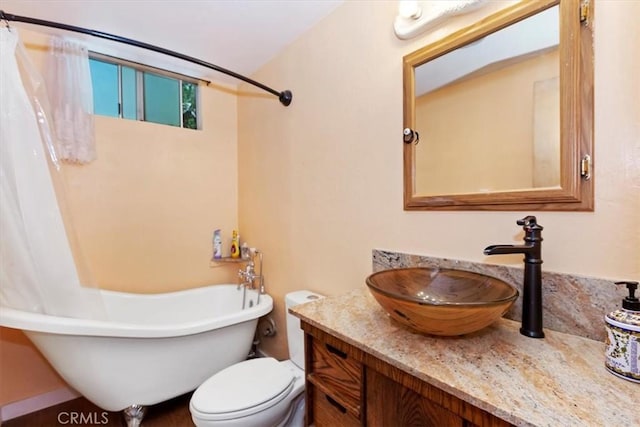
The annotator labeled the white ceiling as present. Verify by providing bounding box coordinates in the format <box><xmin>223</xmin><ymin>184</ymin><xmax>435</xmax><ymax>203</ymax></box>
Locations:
<box><xmin>0</xmin><ymin>0</ymin><xmax>343</xmax><ymax>86</ymax></box>
<box><xmin>415</xmin><ymin>5</ymin><xmax>559</xmax><ymax>96</ymax></box>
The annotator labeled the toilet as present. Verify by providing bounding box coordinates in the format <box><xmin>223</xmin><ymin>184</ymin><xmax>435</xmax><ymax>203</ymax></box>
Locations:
<box><xmin>190</xmin><ymin>290</ymin><xmax>322</xmax><ymax>427</ymax></box>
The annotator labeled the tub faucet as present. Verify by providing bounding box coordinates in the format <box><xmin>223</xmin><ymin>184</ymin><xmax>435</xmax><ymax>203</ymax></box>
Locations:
<box><xmin>237</xmin><ymin>249</ymin><xmax>265</xmax><ymax>294</ymax></box>
<box><xmin>238</xmin><ymin>263</ymin><xmax>257</xmax><ymax>290</ymax></box>
<box><xmin>483</xmin><ymin>216</ymin><xmax>544</xmax><ymax>338</ymax></box>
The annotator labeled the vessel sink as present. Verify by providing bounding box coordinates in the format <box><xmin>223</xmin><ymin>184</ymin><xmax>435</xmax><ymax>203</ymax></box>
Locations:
<box><xmin>366</xmin><ymin>267</ymin><xmax>518</xmax><ymax>336</ymax></box>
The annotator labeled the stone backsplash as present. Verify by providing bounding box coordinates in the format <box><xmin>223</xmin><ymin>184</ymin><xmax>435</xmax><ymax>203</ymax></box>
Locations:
<box><xmin>372</xmin><ymin>249</ymin><xmax>623</xmax><ymax>342</ymax></box>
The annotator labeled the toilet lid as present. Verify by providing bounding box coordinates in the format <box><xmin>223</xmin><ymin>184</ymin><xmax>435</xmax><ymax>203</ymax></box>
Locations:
<box><xmin>191</xmin><ymin>357</ymin><xmax>295</xmax><ymax>419</ymax></box>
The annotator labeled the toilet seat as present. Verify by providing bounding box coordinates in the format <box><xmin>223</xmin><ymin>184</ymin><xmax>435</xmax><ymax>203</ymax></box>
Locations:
<box><xmin>190</xmin><ymin>358</ymin><xmax>295</xmax><ymax>422</ymax></box>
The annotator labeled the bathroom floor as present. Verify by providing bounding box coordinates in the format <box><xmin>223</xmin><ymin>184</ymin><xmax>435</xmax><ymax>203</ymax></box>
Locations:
<box><xmin>3</xmin><ymin>393</ymin><xmax>194</xmax><ymax>426</ymax></box>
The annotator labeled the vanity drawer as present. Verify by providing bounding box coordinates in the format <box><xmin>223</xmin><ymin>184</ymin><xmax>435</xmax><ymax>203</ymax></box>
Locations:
<box><xmin>312</xmin><ymin>388</ymin><xmax>361</xmax><ymax>427</ymax></box>
<box><xmin>309</xmin><ymin>338</ymin><xmax>362</xmax><ymax>413</ymax></box>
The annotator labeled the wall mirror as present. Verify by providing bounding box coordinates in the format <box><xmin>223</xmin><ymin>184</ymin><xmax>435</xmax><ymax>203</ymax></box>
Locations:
<box><xmin>403</xmin><ymin>0</ymin><xmax>593</xmax><ymax>211</ymax></box>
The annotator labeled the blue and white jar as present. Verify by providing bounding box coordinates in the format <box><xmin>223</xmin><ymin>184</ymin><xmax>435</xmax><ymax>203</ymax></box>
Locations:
<box><xmin>605</xmin><ymin>281</ymin><xmax>640</xmax><ymax>383</ymax></box>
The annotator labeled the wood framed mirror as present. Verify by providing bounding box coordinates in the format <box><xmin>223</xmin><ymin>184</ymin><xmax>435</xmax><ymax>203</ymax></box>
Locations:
<box><xmin>403</xmin><ymin>0</ymin><xmax>593</xmax><ymax>211</ymax></box>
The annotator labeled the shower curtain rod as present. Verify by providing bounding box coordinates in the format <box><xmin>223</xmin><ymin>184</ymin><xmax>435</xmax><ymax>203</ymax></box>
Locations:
<box><xmin>0</xmin><ymin>10</ymin><xmax>293</xmax><ymax>106</ymax></box>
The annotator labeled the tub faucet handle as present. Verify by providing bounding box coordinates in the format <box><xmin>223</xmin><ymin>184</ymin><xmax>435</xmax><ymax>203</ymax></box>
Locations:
<box><xmin>238</xmin><ymin>263</ymin><xmax>256</xmax><ymax>286</ymax></box>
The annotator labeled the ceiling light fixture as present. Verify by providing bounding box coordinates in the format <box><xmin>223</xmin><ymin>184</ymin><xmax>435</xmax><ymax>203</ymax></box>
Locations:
<box><xmin>394</xmin><ymin>0</ymin><xmax>488</xmax><ymax>40</ymax></box>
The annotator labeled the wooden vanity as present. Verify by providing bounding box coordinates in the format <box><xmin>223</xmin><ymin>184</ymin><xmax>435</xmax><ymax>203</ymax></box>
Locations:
<box><xmin>291</xmin><ymin>289</ymin><xmax>639</xmax><ymax>427</ymax></box>
<box><xmin>303</xmin><ymin>321</ymin><xmax>511</xmax><ymax>426</ymax></box>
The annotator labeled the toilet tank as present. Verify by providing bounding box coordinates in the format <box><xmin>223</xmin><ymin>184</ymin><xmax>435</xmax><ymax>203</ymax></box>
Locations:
<box><xmin>285</xmin><ymin>291</ymin><xmax>323</xmax><ymax>370</ymax></box>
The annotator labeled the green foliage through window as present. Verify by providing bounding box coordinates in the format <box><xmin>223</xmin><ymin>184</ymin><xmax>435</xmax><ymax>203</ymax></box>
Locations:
<box><xmin>89</xmin><ymin>57</ymin><xmax>199</xmax><ymax>130</ymax></box>
<box><xmin>182</xmin><ymin>82</ymin><xmax>197</xmax><ymax>130</ymax></box>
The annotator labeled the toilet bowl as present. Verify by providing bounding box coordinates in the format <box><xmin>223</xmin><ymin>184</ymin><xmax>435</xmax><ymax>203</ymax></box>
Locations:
<box><xmin>190</xmin><ymin>358</ymin><xmax>305</xmax><ymax>427</ymax></box>
<box><xmin>190</xmin><ymin>290</ymin><xmax>322</xmax><ymax>427</ymax></box>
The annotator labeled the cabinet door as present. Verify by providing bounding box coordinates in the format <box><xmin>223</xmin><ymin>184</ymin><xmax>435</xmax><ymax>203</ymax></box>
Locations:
<box><xmin>366</xmin><ymin>369</ymin><xmax>464</xmax><ymax>427</ymax></box>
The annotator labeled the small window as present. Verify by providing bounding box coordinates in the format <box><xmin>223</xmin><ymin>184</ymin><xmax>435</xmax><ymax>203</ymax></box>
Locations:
<box><xmin>89</xmin><ymin>56</ymin><xmax>199</xmax><ymax>129</ymax></box>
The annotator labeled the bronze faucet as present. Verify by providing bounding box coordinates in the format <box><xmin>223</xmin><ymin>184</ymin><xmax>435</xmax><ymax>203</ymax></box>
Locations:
<box><xmin>484</xmin><ymin>216</ymin><xmax>544</xmax><ymax>338</ymax></box>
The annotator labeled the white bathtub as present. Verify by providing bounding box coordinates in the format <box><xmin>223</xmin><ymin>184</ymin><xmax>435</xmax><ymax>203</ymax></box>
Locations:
<box><xmin>0</xmin><ymin>284</ymin><xmax>272</xmax><ymax>412</ymax></box>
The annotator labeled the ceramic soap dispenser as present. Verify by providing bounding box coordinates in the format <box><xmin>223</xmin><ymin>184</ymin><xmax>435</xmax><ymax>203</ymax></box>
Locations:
<box><xmin>605</xmin><ymin>281</ymin><xmax>640</xmax><ymax>383</ymax></box>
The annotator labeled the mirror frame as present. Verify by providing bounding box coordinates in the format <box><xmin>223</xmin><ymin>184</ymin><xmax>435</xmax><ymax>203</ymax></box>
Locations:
<box><xmin>403</xmin><ymin>0</ymin><xmax>593</xmax><ymax>211</ymax></box>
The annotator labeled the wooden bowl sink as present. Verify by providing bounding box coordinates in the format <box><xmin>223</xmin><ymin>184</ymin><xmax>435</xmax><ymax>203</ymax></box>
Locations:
<box><xmin>365</xmin><ymin>267</ymin><xmax>518</xmax><ymax>336</ymax></box>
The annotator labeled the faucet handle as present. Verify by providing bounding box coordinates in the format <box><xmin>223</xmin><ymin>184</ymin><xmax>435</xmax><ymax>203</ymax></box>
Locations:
<box><xmin>517</xmin><ymin>216</ymin><xmax>543</xmax><ymax>231</ymax></box>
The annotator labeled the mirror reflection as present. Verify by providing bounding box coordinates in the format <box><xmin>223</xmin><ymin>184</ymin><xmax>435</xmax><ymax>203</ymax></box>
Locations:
<box><xmin>414</xmin><ymin>6</ymin><xmax>560</xmax><ymax>196</ymax></box>
<box><xmin>403</xmin><ymin>0</ymin><xmax>594</xmax><ymax>211</ymax></box>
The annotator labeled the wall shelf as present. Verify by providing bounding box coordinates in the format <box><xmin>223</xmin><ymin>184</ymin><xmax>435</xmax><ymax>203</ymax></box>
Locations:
<box><xmin>209</xmin><ymin>257</ymin><xmax>250</xmax><ymax>268</ymax></box>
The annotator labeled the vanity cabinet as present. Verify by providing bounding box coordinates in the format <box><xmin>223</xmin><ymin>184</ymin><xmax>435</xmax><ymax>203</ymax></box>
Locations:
<box><xmin>302</xmin><ymin>322</ymin><xmax>513</xmax><ymax>427</ymax></box>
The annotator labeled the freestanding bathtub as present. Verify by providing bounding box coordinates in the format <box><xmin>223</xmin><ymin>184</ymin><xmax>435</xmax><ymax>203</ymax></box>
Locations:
<box><xmin>0</xmin><ymin>284</ymin><xmax>272</xmax><ymax>425</ymax></box>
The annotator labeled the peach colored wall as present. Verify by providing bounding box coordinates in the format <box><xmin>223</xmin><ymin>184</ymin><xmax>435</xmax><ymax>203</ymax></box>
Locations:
<box><xmin>1</xmin><ymin>28</ymin><xmax>239</xmax><ymax>406</ymax></box>
<box><xmin>62</xmin><ymin>109</ymin><xmax>239</xmax><ymax>293</ymax></box>
<box><xmin>239</xmin><ymin>1</ymin><xmax>640</xmax><ymax>360</ymax></box>
<box><xmin>0</xmin><ymin>328</ymin><xmax>67</xmax><ymax>406</ymax></box>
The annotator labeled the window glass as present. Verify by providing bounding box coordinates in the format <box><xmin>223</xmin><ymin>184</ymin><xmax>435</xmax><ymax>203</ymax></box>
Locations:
<box><xmin>89</xmin><ymin>56</ymin><xmax>199</xmax><ymax>129</ymax></box>
<box><xmin>144</xmin><ymin>72</ymin><xmax>180</xmax><ymax>127</ymax></box>
<box><xmin>121</xmin><ymin>66</ymin><xmax>137</xmax><ymax>120</ymax></box>
<box><xmin>89</xmin><ymin>59</ymin><xmax>119</xmax><ymax>117</ymax></box>
<box><xmin>182</xmin><ymin>82</ymin><xmax>197</xmax><ymax>130</ymax></box>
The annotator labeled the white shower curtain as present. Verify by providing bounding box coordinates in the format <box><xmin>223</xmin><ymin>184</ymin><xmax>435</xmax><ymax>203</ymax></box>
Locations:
<box><xmin>46</xmin><ymin>36</ymin><xmax>96</xmax><ymax>164</ymax></box>
<box><xmin>0</xmin><ymin>28</ymin><xmax>104</xmax><ymax>318</ymax></box>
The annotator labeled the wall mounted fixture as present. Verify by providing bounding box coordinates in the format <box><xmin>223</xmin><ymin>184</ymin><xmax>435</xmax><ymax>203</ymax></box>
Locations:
<box><xmin>394</xmin><ymin>0</ymin><xmax>488</xmax><ymax>40</ymax></box>
<box><xmin>402</xmin><ymin>0</ymin><xmax>594</xmax><ymax>211</ymax></box>
<box><xmin>0</xmin><ymin>10</ymin><xmax>293</xmax><ymax>106</ymax></box>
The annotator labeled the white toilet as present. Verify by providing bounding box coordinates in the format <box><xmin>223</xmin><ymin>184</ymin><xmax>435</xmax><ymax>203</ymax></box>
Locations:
<box><xmin>190</xmin><ymin>290</ymin><xmax>322</xmax><ymax>427</ymax></box>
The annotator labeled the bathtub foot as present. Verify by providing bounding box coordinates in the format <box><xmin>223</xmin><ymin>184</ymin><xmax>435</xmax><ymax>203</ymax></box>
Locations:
<box><xmin>123</xmin><ymin>404</ymin><xmax>147</xmax><ymax>427</ymax></box>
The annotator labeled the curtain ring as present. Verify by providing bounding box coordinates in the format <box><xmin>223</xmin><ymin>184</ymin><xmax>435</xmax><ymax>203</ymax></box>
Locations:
<box><xmin>1</xmin><ymin>11</ymin><xmax>12</xmax><ymax>30</ymax></box>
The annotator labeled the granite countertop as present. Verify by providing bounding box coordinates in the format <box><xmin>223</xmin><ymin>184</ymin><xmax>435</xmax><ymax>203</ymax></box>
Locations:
<box><xmin>291</xmin><ymin>288</ymin><xmax>639</xmax><ymax>427</ymax></box>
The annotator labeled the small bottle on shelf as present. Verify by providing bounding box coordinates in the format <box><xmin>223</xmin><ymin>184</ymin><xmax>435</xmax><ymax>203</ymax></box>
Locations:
<box><xmin>212</xmin><ymin>229</ymin><xmax>222</xmax><ymax>260</ymax></box>
<box><xmin>241</xmin><ymin>242</ymin><xmax>250</xmax><ymax>260</ymax></box>
<box><xmin>230</xmin><ymin>230</ymin><xmax>240</xmax><ymax>259</ymax></box>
